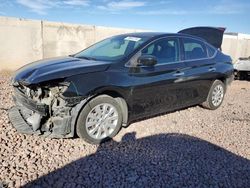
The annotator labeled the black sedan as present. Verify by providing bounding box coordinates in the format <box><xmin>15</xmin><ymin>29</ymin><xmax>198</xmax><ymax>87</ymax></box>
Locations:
<box><xmin>9</xmin><ymin>27</ymin><xmax>234</xmax><ymax>144</ymax></box>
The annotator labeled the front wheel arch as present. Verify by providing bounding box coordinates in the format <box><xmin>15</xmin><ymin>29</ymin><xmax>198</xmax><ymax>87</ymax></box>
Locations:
<box><xmin>76</xmin><ymin>94</ymin><xmax>123</xmax><ymax>144</ymax></box>
<box><xmin>71</xmin><ymin>92</ymin><xmax>129</xmax><ymax>137</ymax></box>
<box><xmin>96</xmin><ymin>90</ymin><xmax>129</xmax><ymax>127</ymax></box>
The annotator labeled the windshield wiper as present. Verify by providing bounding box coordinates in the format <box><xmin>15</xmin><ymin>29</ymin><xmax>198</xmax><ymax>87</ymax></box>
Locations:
<box><xmin>77</xmin><ymin>56</ymin><xmax>97</xmax><ymax>61</ymax></box>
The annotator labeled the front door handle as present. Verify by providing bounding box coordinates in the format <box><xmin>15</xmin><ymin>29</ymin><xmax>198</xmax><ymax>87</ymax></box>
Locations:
<box><xmin>209</xmin><ymin>67</ymin><xmax>216</xmax><ymax>72</ymax></box>
<box><xmin>173</xmin><ymin>71</ymin><xmax>185</xmax><ymax>77</ymax></box>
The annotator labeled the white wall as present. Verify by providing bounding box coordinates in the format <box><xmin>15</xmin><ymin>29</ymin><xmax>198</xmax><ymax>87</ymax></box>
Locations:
<box><xmin>0</xmin><ymin>16</ymin><xmax>249</xmax><ymax>70</ymax></box>
<box><xmin>222</xmin><ymin>33</ymin><xmax>250</xmax><ymax>62</ymax></box>
<box><xmin>0</xmin><ymin>17</ymin><xmax>43</xmax><ymax>70</ymax></box>
<box><xmin>0</xmin><ymin>16</ymin><xmax>145</xmax><ymax>71</ymax></box>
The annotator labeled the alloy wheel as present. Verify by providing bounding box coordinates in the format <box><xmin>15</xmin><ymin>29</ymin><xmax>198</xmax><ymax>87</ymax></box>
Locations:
<box><xmin>85</xmin><ymin>103</ymin><xmax>119</xmax><ymax>140</ymax></box>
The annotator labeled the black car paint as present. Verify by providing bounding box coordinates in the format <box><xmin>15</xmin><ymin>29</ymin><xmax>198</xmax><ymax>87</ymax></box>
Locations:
<box><xmin>61</xmin><ymin>50</ymin><xmax>232</xmax><ymax>123</ymax></box>
<box><xmin>13</xmin><ymin>57</ymin><xmax>111</xmax><ymax>85</ymax></box>
<box><xmin>178</xmin><ymin>27</ymin><xmax>225</xmax><ymax>49</ymax></box>
<box><xmin>11</xmin><ymin>32</ymin><xmax>234</xmax><ymax>137</ymax></box>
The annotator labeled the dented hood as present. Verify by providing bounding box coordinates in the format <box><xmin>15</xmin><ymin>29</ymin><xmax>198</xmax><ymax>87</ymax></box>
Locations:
<box><xmin>13</xmin><ymin>56</ymin><xmax>110</xmax><ymax>86</ymax></box>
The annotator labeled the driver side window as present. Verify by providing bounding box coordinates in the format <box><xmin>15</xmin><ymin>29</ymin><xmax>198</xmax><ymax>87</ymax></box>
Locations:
<box><xmin>142</xmin><ymin>38</ymin><xmax>180</xmax><ymax>64</ymax></box>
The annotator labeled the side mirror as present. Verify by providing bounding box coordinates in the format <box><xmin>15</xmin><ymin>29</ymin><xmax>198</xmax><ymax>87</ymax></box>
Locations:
<box><xmin>138</xmin><ymin>55</ymin><xmax>157</xmax><ymax>66</ymax></box>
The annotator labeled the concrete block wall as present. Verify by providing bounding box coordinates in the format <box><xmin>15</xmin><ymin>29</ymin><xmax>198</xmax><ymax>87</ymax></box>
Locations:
<box><xmin>222</xmin><ymin>33</ymin><xmax>250</xmax><ymax>63</ymax></box>
<box><xmin>0</xmin><ymin>16</ymin><xmax>144</xmax><ymax>71</ymax></box>
<box><xmin>42</xmin><ymin>21</ymin><xmax>96</xmax><ymax>58</ymax></box>
<box><xmin>42</xmin><ymin>23</ymin><xmax>142</xmax><ymax>59</ymax></box>
<box><xmin>0</xmin><ymin>17</ymin><xmax>43</xmax><ymax>71</ymax></box>
<box><xmin>0</xmin><ymin>16</ymin><xmax>250</xmax><ymax>71</ymax></box>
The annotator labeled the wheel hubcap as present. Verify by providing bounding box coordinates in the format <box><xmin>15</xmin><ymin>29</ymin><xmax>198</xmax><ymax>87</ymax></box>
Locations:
<box><xmin>85</xmin><ymin>103</ymin><xmax>118</xmax><ymax>140</ymax></box>
<box><xmin>212</xmin><ymin>85</ymin><xmax>224</xmax><ymax>107</ymax></box>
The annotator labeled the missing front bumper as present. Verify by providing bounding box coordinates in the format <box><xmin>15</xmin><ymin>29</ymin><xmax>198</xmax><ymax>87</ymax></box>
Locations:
<box><xmin>8</xmin><ymin>106</ymin><xmax>40</xmax><ymax>135</ymax></box>
<box><xmin>8</xmin><ymin>86</ymin><xmax>87</xmax><ymax>139</ymax></box>
<box><xmin>8</xmin><ymin>106</ymin><xmax>74</xmax><ymax>138</ymax></box>
<box><xmin>13</xmin><ymin>88</ymin><xmax>48</xmax><ymax>116</ymax></box>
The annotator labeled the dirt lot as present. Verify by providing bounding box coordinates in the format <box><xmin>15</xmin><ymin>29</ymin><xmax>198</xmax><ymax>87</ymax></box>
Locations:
<box><xmin>0</xmin><ymin>72</ymin><xmax>249</xmax><ymax>187</ymax></box>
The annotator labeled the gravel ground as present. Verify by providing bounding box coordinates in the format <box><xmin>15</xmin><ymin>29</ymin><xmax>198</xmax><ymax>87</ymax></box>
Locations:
<box><xmin>0</xmin><ymin>72</ymin><xmax>249</xmax><ymax>188</ymax></box>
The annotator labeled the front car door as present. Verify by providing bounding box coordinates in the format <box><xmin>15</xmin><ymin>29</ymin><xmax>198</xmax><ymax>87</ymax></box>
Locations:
<box><xmin>127</xmin><ymin>37</ymin><xmax>190</xmax><ymax>120</ymax></box>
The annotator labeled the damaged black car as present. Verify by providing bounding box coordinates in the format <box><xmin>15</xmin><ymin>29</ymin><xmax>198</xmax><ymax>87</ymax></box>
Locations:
<box><xmin>9</xmin><ymin>27</ymin><xmax>234</xmax><ymax>144</ymax></box>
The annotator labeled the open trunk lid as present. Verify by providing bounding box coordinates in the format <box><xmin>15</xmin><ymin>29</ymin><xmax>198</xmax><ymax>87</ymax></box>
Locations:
<box><xmin>178</xmin><ymin>27</ymin><xmax>226</xmax><ymax>49</ymax></box>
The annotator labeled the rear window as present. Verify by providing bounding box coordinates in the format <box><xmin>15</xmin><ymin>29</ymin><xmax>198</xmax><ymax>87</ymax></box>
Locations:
<box><xmin>182</xmin><ymin>38</ymin><xmax>208</xmax><ymax>60</ymax></box>
<box><xmin>207</xmin><ymin>44</ymin><xmax>216</xmax><ymax>57</ymax></box>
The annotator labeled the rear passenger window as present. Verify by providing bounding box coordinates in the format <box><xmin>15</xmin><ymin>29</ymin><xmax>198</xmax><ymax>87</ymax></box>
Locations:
<box><xmin>207</xmin><ymin>44</ymin><xmax>216</xmax><ymax>57</ymax></box>
<box><xmin>183</xmin><ymin>38</ymin><xmax>208</xmax><ymax>60</ymax></box>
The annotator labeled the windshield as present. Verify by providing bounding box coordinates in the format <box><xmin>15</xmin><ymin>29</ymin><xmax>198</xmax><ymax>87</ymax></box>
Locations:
<box><xmin>74</xmin><ymin>35</ymin><xmax>150</xmax><ymax>62</ymax></box>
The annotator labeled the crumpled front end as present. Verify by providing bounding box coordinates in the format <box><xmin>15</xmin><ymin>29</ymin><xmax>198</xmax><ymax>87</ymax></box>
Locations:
<box><xmin>8</xmin><ymin>81</ymin><xmax>86</xmax><ymax>138</ymax></box>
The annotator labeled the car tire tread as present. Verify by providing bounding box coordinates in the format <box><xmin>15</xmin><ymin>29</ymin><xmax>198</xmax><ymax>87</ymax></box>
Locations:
<box><xmin>202</xmin><ymin>80</ymin><xmax>225</xmax><ymax>110</ymax></box>
<box><xmin>76</xmin><ymin>95</ymin><xmax>123</xmax><ymax>144</ymax></box>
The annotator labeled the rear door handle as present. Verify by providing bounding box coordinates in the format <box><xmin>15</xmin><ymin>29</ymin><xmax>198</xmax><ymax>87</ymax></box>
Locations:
<box><xmin>173</xmin><ymin>71</ymin><xmax>185</xmax><ymax>77</ymax></box>
<box><xmin>209</xmin><ymin>67</ymin><xmax>216</xmax><ymax>72</ymax></box>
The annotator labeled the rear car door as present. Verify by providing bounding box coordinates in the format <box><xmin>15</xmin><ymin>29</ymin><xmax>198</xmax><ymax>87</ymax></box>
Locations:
<box><xmin>180</xmin><ymin>37</ymin><xmax>218</xmax><ymax>104</ymax></box>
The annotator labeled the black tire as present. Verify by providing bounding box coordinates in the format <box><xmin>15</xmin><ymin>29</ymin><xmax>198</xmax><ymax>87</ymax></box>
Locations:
<box><xmin>234</xmin><ymin>70</ymin><xmax>240</xmax><ymax>80</ymax></box>
<box><xmin>76</xmin><ymin>95</ymin><xmax>123</xmax><ymax>144</ymax></box>
<box><xmin>236</xmin><ymin>71</ymin><xmax>248</xmax><ymax>80</ymax></box>
<box><xmin>202</xmin><ymin>80</ymin><xmax>226</xmax><ymax>110</ymax></box>
<box><xmin>239</xmin><ymin>72</ymin><xmax>247</xmax><ymax>80</ymax></box>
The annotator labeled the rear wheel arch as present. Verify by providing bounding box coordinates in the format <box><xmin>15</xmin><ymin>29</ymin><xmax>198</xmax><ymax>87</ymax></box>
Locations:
<box><xmin>202</xmin><ymin>79</ymin><xmax>225</xmax><ymax>110</ymax></box>
<box><xmin>217</xmin><ymin>77</ymin><xmax>226</xmax><ymax>84</ymax></box>
<box><xmin>216</xmin><ymin>75</ymin><xmax>231</xmax><ymax>91</ymax></box>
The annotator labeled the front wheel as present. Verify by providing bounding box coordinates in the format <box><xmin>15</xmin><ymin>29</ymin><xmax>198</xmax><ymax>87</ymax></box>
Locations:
<box><xmin>202</xmin><ymin>80</ymin><xmax>226</xmax><ymax>110</ymax></box>
<box><xmin>76</xmin><ymin>95</ymin><xmax>123</xmax><ymax>144</ymax></box>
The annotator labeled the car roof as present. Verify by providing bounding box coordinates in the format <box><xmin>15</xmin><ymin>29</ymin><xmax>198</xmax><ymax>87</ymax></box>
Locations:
<box><xmin>119</xmin><ymin>32</ymin><xmax>167</xmax><ymax>37</ymax></box>
<box><xmin>118</xmin><ymin>32</ymin><xmax>206</xmax><ymax>42</ymax></box>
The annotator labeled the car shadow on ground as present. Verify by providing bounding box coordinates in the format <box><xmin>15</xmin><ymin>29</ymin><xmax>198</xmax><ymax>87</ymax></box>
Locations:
<box><xmin>24</xmin><ymin>133</ymin><xmax>250</xmax><ymax>188</ymax></box>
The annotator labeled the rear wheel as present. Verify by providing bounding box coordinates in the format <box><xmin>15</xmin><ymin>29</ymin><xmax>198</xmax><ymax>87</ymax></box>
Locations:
<box><xmin>235</xmin><ymin>71</ymin><xmax>248</xmax><ymax>80</ymax></box>
<box><xmin>76</xmin><ymin>95</ymin><xmax>123</xmax><ymax>144</ymax></box>
<box><xmin>240</xmin><ymin>71</ymin><xmax>248</xmax><ymax>80</ymax></box>
<box><xmin>202</xmin><ymin>80</ymin><xmax>225</xmax><ymax>110</ymax></box>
